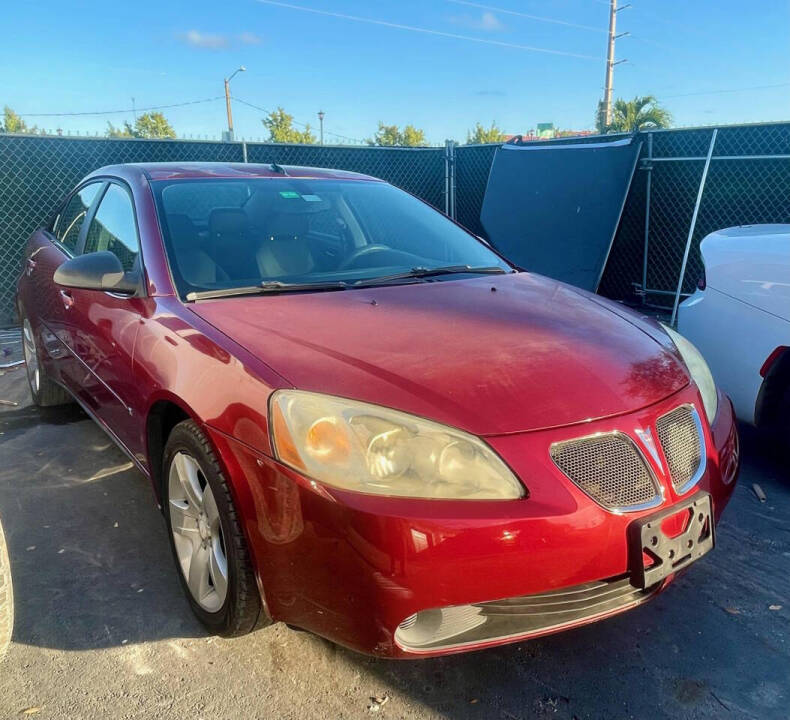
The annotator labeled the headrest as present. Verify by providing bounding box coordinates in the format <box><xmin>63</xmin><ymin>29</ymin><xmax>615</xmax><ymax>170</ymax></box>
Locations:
<box><xmin>209</xmin><ymin>208</ymin><xmax>248</xmax><ymax>236</ymax></box>
<box><xmin>265</xmin><ymin>212</ymin><xmax>308</xmax><ymax>239</ymax></box>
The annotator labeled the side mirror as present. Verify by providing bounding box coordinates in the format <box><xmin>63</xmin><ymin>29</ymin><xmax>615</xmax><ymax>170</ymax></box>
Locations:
<box><xmin>54</xmin><ymin>251</ymin><xmax>139</xmax><ymax>295</ymax></box>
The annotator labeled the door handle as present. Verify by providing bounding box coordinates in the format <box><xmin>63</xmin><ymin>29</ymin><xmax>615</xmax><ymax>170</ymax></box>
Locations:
<box><xmin>59</xmin><ymin>289</ymin><xmax>75</xmax><ymax>310</ymax></box>
<box><xmin>25</xmin><ymin>257</ymin><xmax>37</xmax><ymax>276</ymax></box>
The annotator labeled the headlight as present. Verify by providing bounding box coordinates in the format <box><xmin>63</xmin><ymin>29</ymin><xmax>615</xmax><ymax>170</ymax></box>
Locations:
<box><xmin>269</xmin><ymin>390</ymin><xmax>524</xmax><ymax>500</ymax></box>
<box><xmin>661</xmin><ymin>324</ymin><xmax>718</xmax><ymax>423</ymax></box>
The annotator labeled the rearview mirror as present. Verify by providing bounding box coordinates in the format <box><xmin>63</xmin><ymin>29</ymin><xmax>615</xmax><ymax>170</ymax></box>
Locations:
<box><xmin>54</xmin><ymin>251</ymin><xmax>139</xmax><ymax>295</ymax></box>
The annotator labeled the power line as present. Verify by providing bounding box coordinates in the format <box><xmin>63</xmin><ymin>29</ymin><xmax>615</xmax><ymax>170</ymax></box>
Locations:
<box><xmin>231</xmin><ymin>97</ymin><xmax>367</xmax><ymax>144</ymax></box>
<box><xmin>17</xmin><ymin>96</ymin><xmax>225</xmax><ymax>118</ymax></box>
<box><xmin>446</xmin><ymin>0</ymin><xmax>606</xmax><ymax>33</ymax></box>
<box><xmin>255</xmin><ymin>0</ymin><xmax>599</xmax><ymax>60</ymax></box>
<box><xmin>662</xmin><ymin>82</ymin><xmax>790</xmax><ymax>99</ymax></box>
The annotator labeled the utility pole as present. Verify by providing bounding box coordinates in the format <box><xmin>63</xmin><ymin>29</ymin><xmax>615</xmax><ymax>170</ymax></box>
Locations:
<box><xmin>224</xmin><ymin>79</ymin><xmax>234</xmax><ymax>137</ymax></box>
<box><xmin>601</xmin><ymin>1</ymin><xmax>629</xmax><ymax>130</ymax></box>
<box><xmin>223</xmin><ymin>66</ymin><xmax>246</xmax><ymax>141</ymax></box>
<box><xmin>318</xmin><ymin>110</ymin><xmax>325</xmax><ymax>145</ymax></box>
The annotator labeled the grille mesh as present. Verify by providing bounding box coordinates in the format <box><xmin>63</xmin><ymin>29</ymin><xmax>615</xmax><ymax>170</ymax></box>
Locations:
<box><xmin>550</xmin><ymin>433</ymin><xmax>659</xmax><ymax>510</ymax></box>
<box><xmin>656</xmin><ymin>406</ymin><xmax>703</xmax><ymax>491</ymax></box>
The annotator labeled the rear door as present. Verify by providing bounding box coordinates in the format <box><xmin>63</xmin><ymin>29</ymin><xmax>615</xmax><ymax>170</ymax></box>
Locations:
<box><xmin>21</xmin><ymin>182</ymin><xmax>104</xmax><ymax>386</ymax></box>
<box><xmin>63</xmin><ymin>181</ymin><xmax>146</xmax><ymax>457</ymax></box>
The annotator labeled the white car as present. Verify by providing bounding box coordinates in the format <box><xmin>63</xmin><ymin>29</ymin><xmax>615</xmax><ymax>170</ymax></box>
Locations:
<box><xmin>678</xmin><ymin>225</ymin><xmax>790</xmax><ymax>435</ymax></box>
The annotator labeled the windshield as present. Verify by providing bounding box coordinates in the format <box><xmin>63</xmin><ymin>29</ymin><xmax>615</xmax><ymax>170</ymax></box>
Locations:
<box><xmin>152</xmin><ymin>178</ymin><xmax>511</xmax><ymax>298</ymax></box>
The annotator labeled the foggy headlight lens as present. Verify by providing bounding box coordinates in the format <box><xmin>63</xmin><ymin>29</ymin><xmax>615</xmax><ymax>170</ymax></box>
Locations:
<box><xmin>269</xmin><ymin>390</ymin><xmax>524</xmax><ymax>499</ymax></box>
<box><xmin>661</xmin><ymin>324</ymin><xmax>718</xmax><ymax>424</ymax></box>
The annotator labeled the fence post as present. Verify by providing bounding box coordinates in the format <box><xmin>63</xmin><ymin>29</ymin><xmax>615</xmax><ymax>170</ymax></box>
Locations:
<box><xmin>444</xmin><ymin>140</ymin><xmax>457</xmax><ymax>219</ymax></box>
<box><xmin>450</xmin><ymin>142</ymin><xmax>457</xmax><ymax>220</ymax></box>
<box><xmin>670</xmin><ymin>128</ymin><xmax>718</xmax><ymax>326</ymax></box>
<box><xmin>444</xmin><ymin>140</ymin><xmax>453</xmax><ymax>216</ymax></box>
<box><xmin>641</xmin><ymin>132</ymin><xmax>653</xmax><ymax>303</ymax></box>
<box><xmin>241</xmin><ymin>141</ymin><xmax>248</xmax><ymax>163</ymax></box>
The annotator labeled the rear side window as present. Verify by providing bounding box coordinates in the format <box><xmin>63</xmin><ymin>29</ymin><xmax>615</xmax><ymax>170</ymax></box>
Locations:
<box><xmin>55</xmin><ymin>183</ymin><xmax>101</xmax><ymax>253</ymax></box>
<box><xmin>83</xmin><ymin>184</ymin><xmax>140</xmax><ymax>271</ymax></box>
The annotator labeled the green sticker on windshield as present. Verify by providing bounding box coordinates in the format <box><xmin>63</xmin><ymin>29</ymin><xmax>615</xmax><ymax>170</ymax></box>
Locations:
<box><xmin>279</xmin><ymin>191</ymin><xmax>300</xmax><ymax>199</ymax></box>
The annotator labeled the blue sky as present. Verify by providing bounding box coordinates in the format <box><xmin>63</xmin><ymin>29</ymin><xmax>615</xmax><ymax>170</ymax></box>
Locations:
<box><xmin>3</xmin><ymin>0</ymin><xmax>789</xmax><ymax>144</ymax></box>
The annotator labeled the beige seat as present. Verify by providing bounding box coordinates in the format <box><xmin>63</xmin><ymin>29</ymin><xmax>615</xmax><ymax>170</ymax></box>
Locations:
<box><xmin>256</xmin><ymin>213</ymin><xmax>316</xmax><ymax>278</ymax></box>
<box><xmin>167</xmin><ymin>213</ymin><xmax>228</xmax><ymax>286</ymax></box>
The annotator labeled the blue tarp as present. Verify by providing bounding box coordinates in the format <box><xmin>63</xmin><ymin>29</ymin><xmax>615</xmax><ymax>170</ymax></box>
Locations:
<box><xmin>480</xmin><ymin>137</ymin><xmax>642</xmax><ymax>292</ymax></box>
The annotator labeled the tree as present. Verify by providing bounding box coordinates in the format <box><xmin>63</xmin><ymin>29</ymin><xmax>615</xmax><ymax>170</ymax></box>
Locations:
<box><xmin>467</xmin><ymin>121</ymin><xmax>507</xmax><ymax>144</ymax></box>
<box><xmin>134</xmin><ymin>112</ymin><xmax>176</xmax><ymax>139</ymax></box>
<box><xmin>602</xmin><ymin>95</ymin><xmax>672</xmax><ymax>134</ymax></box>
<box><xmin>106</xmin><ymin>121</ymin><xmax>135</xmax><ymax>138</ymax></box>
<box><xmin>263</xmin><ymin>107</ymin><xmax>316</xmax><ymax>144</ymax></box>
<box><xmin>1</xmin><ymin>106</ymin><xmax>40</xmax><ymax>134</ymax></box>
<box><xmin>106</xmin><ymin>112</ymin><xmax>176</xmax><ymax>139</ymax></box>
<box><xmin>367</xmin><ymin>122</ymin><xmax>427</xmax><ymax>147</ymax></box>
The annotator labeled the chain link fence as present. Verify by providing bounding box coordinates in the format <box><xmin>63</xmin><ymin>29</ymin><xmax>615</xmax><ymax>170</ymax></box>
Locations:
<box><xmin>0</xmin><ymin>134</ymin><xmax>446</xmax><ymax>324</ymax></box>
<box><xmin>2</xmin><ymin>123</ymin><xmax>789</xmax><ymax>324</ymax></box>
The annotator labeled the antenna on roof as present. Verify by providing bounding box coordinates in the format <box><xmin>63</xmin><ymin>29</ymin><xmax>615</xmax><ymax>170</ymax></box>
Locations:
<box><xmin>270</xmin><ymin>163</ymin><xmax>289</xmax><ymax>176</ymax></box>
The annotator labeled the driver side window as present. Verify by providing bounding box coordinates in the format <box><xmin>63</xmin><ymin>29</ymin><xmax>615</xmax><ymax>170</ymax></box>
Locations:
<box><xmin>55</xmin><ymin>183</ymin><xmax>102</xmax><ymax>254</ymax></box>
<box><xmin>83</xmin><ymin>183</ymin><xmax>140</xmax><ymax>271</ymax></box>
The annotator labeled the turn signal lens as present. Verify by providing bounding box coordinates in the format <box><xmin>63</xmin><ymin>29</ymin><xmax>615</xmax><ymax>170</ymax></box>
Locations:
<box><xmin>271</xmin><ymin>400</ymin><xmax>306</xmax><ymax>470</ymax></box>
<box><xmin>269</xmin><ymin>390</ymin><xmax>524</xmax><ymax>500</ymax></box>
<box><xmin>305</xmin><ymin>418</ymin><xmax>351</xmax><ymax>463</ymax></box>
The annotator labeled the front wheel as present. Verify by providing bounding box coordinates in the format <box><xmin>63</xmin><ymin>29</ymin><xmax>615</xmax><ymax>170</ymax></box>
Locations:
<box><xmin>163</xmin><ymin>420</ymin><xmax>266</xmax><ymax>636</ymax></box>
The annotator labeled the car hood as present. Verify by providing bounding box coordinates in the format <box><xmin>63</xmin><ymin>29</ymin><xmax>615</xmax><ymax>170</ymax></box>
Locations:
<box><xmin>190</xmin><ymin>273</ymin><xmax>689</xmax><ymax>436</ymax></box>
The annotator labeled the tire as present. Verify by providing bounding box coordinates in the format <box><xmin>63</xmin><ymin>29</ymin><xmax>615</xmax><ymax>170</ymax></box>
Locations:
<box><xmin>0</xmin><ymin>516</ymin><xmax>13</xmax><ymax>661</ymax></box>
<box><xmin>163</xmin><ymin>419</ymin><xmax>266</xmax><ymax>637</ymax></box>
<box><xmin>19</xmin><ymin>310</ymin><xmax>72</xmax><ymax>407</ymax></box>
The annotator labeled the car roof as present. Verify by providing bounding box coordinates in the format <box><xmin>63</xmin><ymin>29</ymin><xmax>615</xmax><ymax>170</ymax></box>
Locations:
<box><xmin>87</xmin><ymin>162</ymin><xmax>382</xmax><ymax>183</ymax></box>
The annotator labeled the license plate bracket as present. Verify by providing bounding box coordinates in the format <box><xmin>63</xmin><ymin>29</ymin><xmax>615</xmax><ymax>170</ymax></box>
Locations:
<box><xmin>628</xmin><ymin>492</ymin><xmax>714</xmax><ymax>590</ymax></box>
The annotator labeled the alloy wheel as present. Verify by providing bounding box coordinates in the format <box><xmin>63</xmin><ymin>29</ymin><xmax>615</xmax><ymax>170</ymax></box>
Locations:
<box><xmin>168</xmin><ymin>452</ymin><xmax>229</xmax><ymax>612</ymax></box>
<box><xmin>21</xmin><ymin>318</ymin><xmax>40</xmax><ymax>395</ymax></box>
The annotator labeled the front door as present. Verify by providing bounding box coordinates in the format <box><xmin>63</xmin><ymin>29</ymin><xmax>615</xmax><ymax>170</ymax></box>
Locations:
<box><xmin>62</xmin><ymin>181</ymin><xmax>145</xmax><ymax>458</ymax></box>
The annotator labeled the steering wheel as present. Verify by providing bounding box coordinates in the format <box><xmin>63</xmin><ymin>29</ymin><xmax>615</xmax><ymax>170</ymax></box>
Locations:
<box><xmin>338</xmin><ymin>244</ymin><xmax>400</xmax><ymax>271</ymax></box>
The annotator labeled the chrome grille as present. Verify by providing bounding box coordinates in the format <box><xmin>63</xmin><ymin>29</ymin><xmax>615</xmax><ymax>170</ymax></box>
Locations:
<box><xmin>656</xmin><ymin>405</ymin><xmax>704</xmax><ymax>493</ymax></box>
<box><xmin>550</xmin><ymin>433</ymin><xmax>660</xmax><ymax>511</ymax></box>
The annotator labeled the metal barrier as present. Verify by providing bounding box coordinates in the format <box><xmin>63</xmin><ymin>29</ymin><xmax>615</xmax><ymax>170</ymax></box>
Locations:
<box><xmin>2</xmin><ymin>123</ymin><xmax>789</xmax><ymax>324</ymax></box>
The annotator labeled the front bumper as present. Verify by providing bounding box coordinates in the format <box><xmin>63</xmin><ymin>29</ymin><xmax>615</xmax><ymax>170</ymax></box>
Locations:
<box><xmin>210</xmin><ymin>384</ymin><xmax>739</xmax><ymax>658</ymax></box>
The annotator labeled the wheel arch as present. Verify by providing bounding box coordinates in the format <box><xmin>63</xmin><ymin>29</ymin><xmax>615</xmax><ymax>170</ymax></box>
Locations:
<box><xmin>145</xmin><ymin>393</ymin><xmax>197</xmax><ymax>505</ymax></box>
<box><xmin>754</xmin><ymin>346</ymin><xmax>790</xmax><ymax>429</ymax></box>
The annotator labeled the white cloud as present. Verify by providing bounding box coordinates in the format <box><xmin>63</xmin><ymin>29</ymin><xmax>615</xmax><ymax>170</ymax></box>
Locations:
<box><xmin>449</xmin><ymin>11</ymin><xmax>505</xmax><ymax>32</ymax></box>
<box><xmin>238</xmin><ymin>31</ymin><xmax>262</xmax><ymax>45</ymax></box>
<box><xmin>180</xmin><ymin>30</ymin><xmax>264</xmax><ymax>49</ymax></box>
<box><xmin>182</xmin><ymin>30</ymin><xmax>229</xmax><ymax>49</ymax></box>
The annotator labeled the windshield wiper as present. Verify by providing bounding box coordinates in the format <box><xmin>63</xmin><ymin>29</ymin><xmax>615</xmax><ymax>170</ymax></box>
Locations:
<box><xmin>352</xmin><ymin>265</ymin><xmax>510</xmax><ymax>288</ymax></box>
<box><xmin>185</xmin><ymin>280</ymin><xmax>348</xmax><ymax>302</ymax></box>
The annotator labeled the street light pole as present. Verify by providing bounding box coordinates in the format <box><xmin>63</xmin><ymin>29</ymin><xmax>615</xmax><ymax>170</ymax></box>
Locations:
<box><xmin>318</xmin><ymin>110</ymin><xmax>325</xmax><ymax>145</ymax></box>
<box><xmin>224</xmin><ymin>66</ymin><xmax>246</xmax><ymax>141</ymax></box>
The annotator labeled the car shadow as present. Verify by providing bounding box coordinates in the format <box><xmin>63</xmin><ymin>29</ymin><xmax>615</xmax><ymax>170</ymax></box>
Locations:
<box><xmin>0</xmin><ymin>397</ymin><xmax>208</xmax><ymax>651</ymax></box>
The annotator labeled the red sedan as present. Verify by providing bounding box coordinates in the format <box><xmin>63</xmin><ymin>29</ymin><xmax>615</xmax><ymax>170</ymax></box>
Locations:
<box><xmin>16</xmin><ymin>163</ymin><xmax>739</xmax><ymax>657</ymax></box>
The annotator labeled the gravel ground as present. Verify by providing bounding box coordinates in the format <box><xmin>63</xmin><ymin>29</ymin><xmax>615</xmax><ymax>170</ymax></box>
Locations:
<box><xmin>0</xmin><ymin>363</ymin><xmax>788</xmax><ymax>720</ymax></box>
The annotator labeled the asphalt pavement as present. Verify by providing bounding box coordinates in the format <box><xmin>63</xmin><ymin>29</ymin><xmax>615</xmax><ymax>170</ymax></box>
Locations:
<box><xmin>0</xmin><ymin>364</ymin><xmax>788</xmax><ymax>720</ymax></box>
